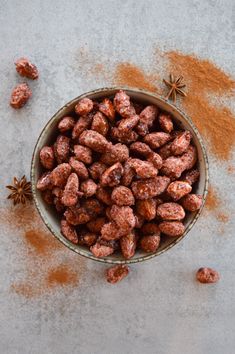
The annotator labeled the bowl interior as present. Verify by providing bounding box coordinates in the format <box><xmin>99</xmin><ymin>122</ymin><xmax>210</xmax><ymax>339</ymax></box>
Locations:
<box><xmin>31</xmin><ymin>87</ymin><xmax>209</xmax><ymax>264</ymax></box>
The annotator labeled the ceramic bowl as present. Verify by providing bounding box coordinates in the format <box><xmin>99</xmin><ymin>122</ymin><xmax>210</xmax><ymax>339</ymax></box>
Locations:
<box><xmin>31</xmin><ymin>87</ymin><xmax>209</xmax><ymax>264</ymax></box>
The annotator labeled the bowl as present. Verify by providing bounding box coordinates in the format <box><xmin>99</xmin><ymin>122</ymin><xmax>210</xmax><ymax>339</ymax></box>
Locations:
<box><xmin>31</xmin><ymin>87</ymin><xmax>209</xmax><ymax>264</ymax></box>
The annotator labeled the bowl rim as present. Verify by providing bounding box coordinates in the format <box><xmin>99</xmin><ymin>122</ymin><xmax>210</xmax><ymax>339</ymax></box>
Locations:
<box><xmin>31</xmin><ymin>86</ymin><xmax>209</xmax><ymax>264</ymax></box>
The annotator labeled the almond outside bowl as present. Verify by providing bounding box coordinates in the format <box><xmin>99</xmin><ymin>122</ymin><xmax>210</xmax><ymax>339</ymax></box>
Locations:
<box><xmin>31</xmin><ymin>87</ymin><xmax>209</xmax><ymax>264</ymax></box>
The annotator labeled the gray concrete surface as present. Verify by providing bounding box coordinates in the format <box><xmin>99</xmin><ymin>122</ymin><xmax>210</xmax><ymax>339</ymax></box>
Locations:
<box><xmin>0</xmin><ymin>1</ymin><xmax>235</xmax><ymax>353</ymax></box>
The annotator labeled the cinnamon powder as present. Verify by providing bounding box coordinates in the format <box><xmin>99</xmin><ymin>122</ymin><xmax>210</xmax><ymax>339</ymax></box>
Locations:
<box><xmin>46</xmin><ymin>265</ymin><xmax>78</xmax><ymax>287</ymax></box>
<box><xmin>227</xmin><ymin>165</ymin><xmax>235</xmax><ymax>174</ymax></box>
<box><xmin>110</xmin><ymin>51</ymin><xmax>235</xmax><ymax>160</ymax></box>
<box><xmin>205</xmin><ymin>186</ymin><xmax>220</xmax><ymax>211</ymax></box>
<box><xmin>1</xmin><ymin>203</ymin><xmax>86</xmax><ymax>298</ymax></box>
<box><xmin>217</xmin><ymin>213</ymin><xmax>229</xmax><ymax>223</ymax></box>
<box><xmin>165</xmin><ymin>51</ymin><xmax>235</xmax><ymax>160</ymax></box>
<box><xmin>113</xmin><ymin>62</ymin><xmax>158</xmax><ymax>93</ymax></box>
<box><xmin>75</xmin><ymin>48</ymin><xmax>234</xmax><ymax>161</ymax></box>
<box><xmin>24</xmin><ymin>229</ymin><xmax>61</xmax><ymax>255</ymax></box>
<box><xmin>11</xmin><ymin>283</ymin><xmax>36</xmax><ymax>299</ymax></box>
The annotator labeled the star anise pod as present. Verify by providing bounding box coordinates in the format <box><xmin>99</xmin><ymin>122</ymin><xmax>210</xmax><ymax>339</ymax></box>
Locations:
<box><xmin>163</xmin><ymin>74</ymin><xmax>187</xmax><ymax>103</ymax></box>
<box><xmin>6</xmin><ymin>175</ymin><xmax>32</xmax><ymax>205</ymax></box>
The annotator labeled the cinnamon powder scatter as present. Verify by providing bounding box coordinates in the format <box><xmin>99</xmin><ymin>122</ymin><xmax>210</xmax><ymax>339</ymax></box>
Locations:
<box><xmin>90</xmin><ymin>63</ymin><xmax>105</xmax><ymax>75</ymax></box>
<box><xmin>113</xmin><ymin>62</ymin><xmax>158</xmax><ymax>92</ymax></box>
<box><xmin>75</xmin><ymin>49</ymin><xmax>235</xmax><ymax>160</ymax></box>
<box><xmin>75</xmin><ymin>47</ymin><xmax>111</xmax><ymax>81</ymax></box>
<box><xmin>205</xmin><ymin>186</ymin><xmax>220</xmax><ymax>211</ymax></box>
<box><xmin>47</xmin><ymin>265</ymin><xmax>78</xmax><ymax>287</ymax></box>
<box><xmin>165</xmin><ymin>51</ymin><xmax>235</xmax><ymax>160</ymax></box>
<box><xmin>24</xmin><ymin>229</ymin><xmax>60</xmax><ymax>255</ymax></box>
<box><xmin>227</xmin><ymin>165</ymin><xmax>235</xmax><ymax>174</ymax></box>
<box><xmin>11</xmin><ymin>283</ymin><xmax>36</xmax><ymax>299</ymax></box>
<box><xmin>217</xmin><ymin>213</ymin><xmax>229</xmax><ymax>223</ymax></box>
<box><xmin>218</xmin><ymin>226</ymin><xmax>225</xmax><ymax>235</ymax></box>
<box><xmin>0</xmin><ymin>203</ymin><xmax>86</xmax><ymax>298</ymax></box>
<box><xmin>0</xmin><ymin>203</ymin><xmax>39</xmax><ymax>230</ymax></box>
<box><xmin>11</xmin><ymin>252</ymin><xmax>84</xmax><ymax>298</ymax></box>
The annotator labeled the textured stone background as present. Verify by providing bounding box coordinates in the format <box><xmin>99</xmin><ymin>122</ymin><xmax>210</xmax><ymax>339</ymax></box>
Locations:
<box><xmin>0</xmin><ymin>1</ymin><xmax>234</xmax><ymax>353</ymax></box>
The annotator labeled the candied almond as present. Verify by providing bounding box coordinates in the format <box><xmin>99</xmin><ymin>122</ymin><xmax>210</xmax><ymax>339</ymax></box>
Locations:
<box><xmin>128</xmin><ymin>158</ymin><xmax>158</xmax><ymax>179</ymax></box>
<box><xmin>141</xmin><ymin>223</ymin><xmax>160</xmax><ymax>235</ymax></box>
<box><xmin>79</xmin><ymin>130</ymin><xmax>110</xmax><ymax>153</ymax></box>
<box><xmin>74</xmin><ymin>145</ymin><xmax>92</xmax><ymax>165</ymax></box>
<box><xmin>54</xmin><ymin>135</ymin><xmax>70</xmax><ymax>164</ymax></box>
<box><xmin>89</xmin><ymin>162</ymin><xmax>107</xmax><ymax>180</ymax></box>
<box><xmin>140</xmin><ymin>234</ymin><xmax>160</xmax><ymax>253</ymax></box>
<box><xmin>75</xmin><ymin>98</ymin><xmax>93</xmax><ymax>116</ymax></box>
<box><xmin>136</xmin><ymin>199</ymin><xmax>157</xmax><ymax>221</ymax></box>
<box><xmin>40</xmin><ymin>146</ymin><xmax>55</xmax><ymax>170</ymax></box>
<box><xmin>181</xmin><ymin>169</ymin><xmax>200</xmax><ymax>186</ymax></box>
<box><xmin>58</xmin><ymin>116</ymin><xmax>75</xmax><ymax>132</ymax></box>
<box><xmin>90</xmin><ymin>242</ymin><xmax>114</xmax><ymax>258</ymax></box>
<box><xmin>80</xmin><ymin>179</ymin><xmax>97</xmax><ymax>197</ymax></box>
<box><xmin>144</xmin><ymin>132</ymin><xmax>171</xmax><ymax>149</ymax></box>
<box><xmin>180</xmin><ymin>145</ymin><xmax>197</xmax><ymax>170</ymax></box>
<box><xmin>130</xmin><ymin>142</ymin><xmax>152</xmax><ymax>157</ymax></box>
<box><xmin>72</xmin><ymin>115</ymin><xmax>92</xmax><ymax>140</ymax></box>
<box><xmin>118</xmin><ymin>115</ymin><xmax>140</xmax><ymax>131</ymax></box>
<box><xmin>196</xmin><ymin>267</ymin><xmax>220</xmax><ymax>284</ymax></box>
<box><xmin>131</xmin><ymin>176</ymin><xmax>170</xmax><ymax>200</ymax></box>
<box><xmin>167</xmin><ymin>181</ymin><xmax>192</xmax><ymax>201</ymax></box>
<box><xmin>64</xmin><ymin>206</ymin><xmax>91</xmax><ymax>225</ymax></box>
<box><xmin>100</xmin><ymin>162</ymin><xmax>124</xmax><ymax>187</ymax></box>
<box><xmin>106</xmin><ymin>265</ymin><xmax>129</xmax><ymax>284</ymax></box>
<box><xmin>120</xmin><ymin>231</ymin><xmax>137</xmax><ymax>259</ymax></box>
<box><xmin>156</xmin><ymin>202</ymin><xmax>185</xmax><ymax>221</ymax></box>
<box><xmin>159</xmin><ymin>113</ymin><xmax>173</xmax><ymax>133</ymax></box>
<box><xmin>109</xmin><ymin>205</ymin><xmax>135</xmax><ymax>232</ymax></box>
<box><xmin>181</xmin><ymin>194</ymin><xmax>202</xmax><ymax>211</ymax></box>
<box><xmin>61</xmin><ymin>219</ymin><xmax>78</xmax><ymax>244</ymax></box>
<box><xmin>96</xmin><ymin>185</ymin><xmax>112</xmax><ymax>205</ymax></box>
<box><xmin>100</xmin><ymin>143</ymin><xmax>129</xmax><ymax>165</ymax></box>
<box><xmin>171</xmin><ymin>131</ymin><xmax>191</xmax><ymax>156</ymax></box>
<box><xmin>139</xmin><ymin>105</ymin><xmax>158</xmax><ymax>127</ymax></box>
<box><xmin>37</xmin><ymin>172</ymin><xmax>52</xmax><ymax>191</ymax></box>
<box><xmin>114</xmin><ymin>90</ymin><xmax>133</xmax><ymax>118</ymax></box>
<box><xmin>50</xmin><ymin>163</ymin><xmax>71</xmax><ymax>187</ymax></box>
<box><xmin>91</xmin><ymin>111</ymin><xmax>109</xmax><ymax>136</ymax></box>
<box><xmin>101</xmin><ymin>222</ymin><xmax>123</xmax><ymax>241</ymax></box>
<box><xmin>61</xmin><ymin>173</ymin><xmax>79</xmax><ymax>207</ymax></box>
<box><xmin>10</xmin><ymin>83</ymin><xmax>32</xmax><ymax>109</ymax></box>
<box><xmin>69</xmin><ymin>157</ymin><xmax>89</xmax><ymax>180</ymax></box>
<box><xmin>15</xmin><ymin>57</ymin><xmax>39</xmax><ymax>79</ymax></box>
<box><xmin>159</xmin><ymin>221</ymin><xmax>185</xmax><ymax>237</ymax></box>
<box><xmin>111</xmin><ymin>186</ymin><xmax>135</xmax><ymax>206</ymax></box>
<box><xmin>99</xmin><ymin>98</ymin><xmax>115</xmax><ymax>121</ymax></box>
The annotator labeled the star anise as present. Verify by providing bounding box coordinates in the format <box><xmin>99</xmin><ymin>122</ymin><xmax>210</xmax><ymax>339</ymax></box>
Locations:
<box><xmin>163</xmin><ymin>74</ymin><xmax>187</xmax><ymax>103</ymax></box>
<box><xmin>6</xmin><ymin>175</ymin><xmax>32</xmax><ymax>205</ymax></box>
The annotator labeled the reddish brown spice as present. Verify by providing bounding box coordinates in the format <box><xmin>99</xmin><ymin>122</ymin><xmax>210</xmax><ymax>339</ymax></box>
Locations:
<box><xmin>113</xmin><ymin>62</ymin><xmax>158</xmax><ymax>93</ymax></box>
<box><xmin>76</xmin><ymin>48</ymin><xmax>235</xmax><ymax>162</ymax></box>
<box><xmin>24</xmin><ymin>229</ymin><xmax>60</xmax><ymax>255</ymax></box>
<box><xmin>227</xmin><ymin>165</ymin><xmax>235</xmax><ymax>174</ymax></box>
<box><xmin>165</xmin><ymin>51</ymin><xmax>235</xmax><ymax>160</ymax></box>
<box><xmin>205</xmin><ymin>186</ymin><xmax>220</xmax><ymax>211</ymax></box>
<box><xmin>0</xmin><ymin>203</ymin><xmax>86</xmax><ymax>298</ymax></box>
<box><xmin>11</xmin><ymin>283</ymin><xmax>36</xmax><ymax>299</ymax></box>
<box><xmin>46</xmin><ymin>265</ymin><xmax>78</xmax><ymax>287</ymax></box>
<box><xmin>217</xmin><ymin>213</ymin><xmax>229</xmax><ymax>223</ymax></box>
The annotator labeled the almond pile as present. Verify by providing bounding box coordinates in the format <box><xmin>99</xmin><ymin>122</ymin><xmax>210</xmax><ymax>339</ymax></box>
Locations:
<box><xmin>37</xmin><ymin>90</ymin><xmax>203</xmax><ymax>263</ymax></box>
